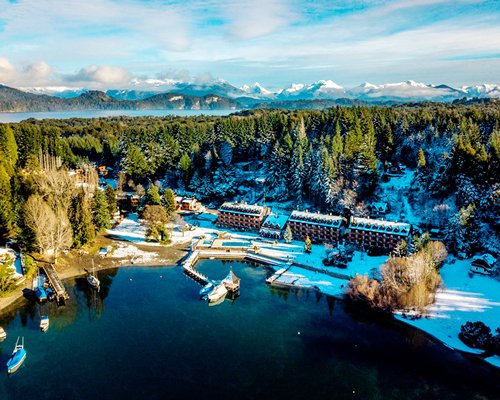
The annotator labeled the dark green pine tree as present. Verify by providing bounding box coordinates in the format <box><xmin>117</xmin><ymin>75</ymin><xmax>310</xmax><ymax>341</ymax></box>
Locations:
<box><xmin>70</xmin><ymin>190</ymin><xmax>95</xmax><ymax>248</ymax></box>
<box><xmin>92</xmin><ymin>189</ymin><xmax>110</xmax><ymax>232</ymax></box>
<box><xmin>0</xmin><ymin>164</ymin><xmax>13</xmax><ymax>236</ymax></box>
<box><xmin>123</xmin><ymin>144</ymin><xmax>149</xmax><ymax>178</ymax></box>
<box><xmin>105</xmin><ymin>185</ymin><xmax>117</xmax><ymax>216</ymax></box>
<box><xmin>162</xmin><ymin>188</ymin><xmax>177</xmax><ymax>218</ymax></box>
<box><xmin>0</xmin><ymin>124</ymin><xmax>18</xmax><ymax>175</ymax></box>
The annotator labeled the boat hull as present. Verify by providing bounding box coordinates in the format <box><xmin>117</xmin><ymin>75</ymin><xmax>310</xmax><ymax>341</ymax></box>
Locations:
<box><xmin>207</xmin><ymin>284</ymin><xmax>228</xmax><ymax>302</ymax></box>
<box><xmin>7</xmin><ymin>350</ymin><xmax>26</xmax><ymax>374</ymax></box>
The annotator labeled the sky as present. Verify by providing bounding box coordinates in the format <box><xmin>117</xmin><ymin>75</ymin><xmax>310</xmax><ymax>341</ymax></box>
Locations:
<box><xmin>0</xmin><ymin>0</ymin><xmax>499</xmax><ymax>90</ymax></box>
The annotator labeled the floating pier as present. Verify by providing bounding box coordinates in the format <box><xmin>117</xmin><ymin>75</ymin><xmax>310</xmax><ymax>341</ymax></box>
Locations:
<box><xmin>40</xmin><ymin>263</ymin><xmax>69</xmax><ymax>304</ymax></box>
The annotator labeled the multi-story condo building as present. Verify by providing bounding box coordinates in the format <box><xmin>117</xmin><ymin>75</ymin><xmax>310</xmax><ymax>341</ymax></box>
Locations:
<box><xmin>346</xmin><ymin>217</ymin><xmax>411</xmax><ymax>251</ymax></box>
<box><xmin>216</xmin><ymin>202</ymin><xmax>268</xmax><ymax>231</ymax></box>
<box><xmin>287</xmin><ymin>211</ymin><xmax>345</xmax><ymax>243</ymax></box>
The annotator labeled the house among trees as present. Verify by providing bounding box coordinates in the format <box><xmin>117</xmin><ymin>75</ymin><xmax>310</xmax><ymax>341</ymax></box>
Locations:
<box><xmin>470</xmin><ymin>254</ymin><xmax>497</xmax><ymax>276</ymax></box>
<box><xmin>97</xmin><ymin>165</ymin><xmax>113</xmax><ymax>177</ymax></box>
<box><xmin>346</xmin><ymin>217</ymin><xmax>411</xmax><ymax>251</ymax></box>
<box><xmin>259</xmin><ymin>214</ymin><xmax>289</xmax><ymax>239</ymax></box>
<box><xmin>216</xmin><ymin>202</ymin><xmax>269</xmax><ymax>231</ymax></box>
<box><xmin>366</xmin><ymin>202</ymin><xmax>389</xmax><ymax>218</ymax></box>
<box><xmin>174</xmin><ymin>196</ymin><xmax>200</xmax><ymax>212</ymax></box>
<box><xmin>385</xmin><ymin>162</ymin><xmax>405</xmax><ymax>176</ymax></box>
<box><xmin>287</xmin><ymin>211</ymin><xmax>345</xmax><ymax>243</ymax></box>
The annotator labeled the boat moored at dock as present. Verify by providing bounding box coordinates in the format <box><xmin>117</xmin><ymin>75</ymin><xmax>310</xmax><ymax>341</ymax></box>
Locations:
<box><xmin>207</xmin><ymin>282</ymin><xmax>228</xmax><ymax>303</ymax></box>
<box><xmin>6</xmin><ymin>337</ymin><xmax>26</xmax><ymax>374</ymax></box>
<box><xmin>199</xmin><ymin>281</ymin><xmax>215</xmax><ymax>297</ymax></box>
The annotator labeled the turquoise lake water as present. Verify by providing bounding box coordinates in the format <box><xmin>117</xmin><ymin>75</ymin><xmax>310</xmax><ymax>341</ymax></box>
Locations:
<box><xmin>0</xmin><ymin>260</ymin><xmax>498</xmax><ymax>400</ymax></box>
<box><xmin>0</xmin><ymin>109</ymin><xmax>238</xmax><ymax>123</ymax></box>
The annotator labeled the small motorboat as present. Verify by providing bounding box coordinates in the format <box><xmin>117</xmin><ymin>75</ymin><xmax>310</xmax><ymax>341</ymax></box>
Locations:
<box><xmin>34</xmin><ymin>285</ymin><xmax>47</xmax><ymax>302</ymax></box>
<box><xmin>6</xmin><ymin>336</ymin><xmax>26</xmax><ymax>374</ymax></box>
<box><xmin>199</xmin><ymin>282</ymin><xmax>215</xmax><ymax>297</ymax></box>
<box><xmin>0</xmin><ymin>327</ymin><xmax>6</xmax><ymax>341</ymax></box>
<box><xmin>207</xmin><ymin>282</ymin><xmax>228</xmax><ymax>303</ymax></box>
<box><xmin>40</xmin><ymin>315</ymin><xmax>49</xmax><ymax>332</ymax></box>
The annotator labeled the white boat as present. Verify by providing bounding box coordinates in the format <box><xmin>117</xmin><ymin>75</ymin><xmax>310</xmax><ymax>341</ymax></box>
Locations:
<box><xmin>87</xmin><ymin>259</ymin><xmax>100</xmax><ymax>289</ymax></box>
<box><xmin>40</xmin><ymin>315</ymin><xmax>49</xmax><ymax>332</ymax></box>
<box><xmin>207</xmin><ymin>282</ymin><xmax>228</xmax><ymax>303</ymax></box>
<box><xmin>0</xmin><ymin>326</ymin><xmax>6</xmax><ymax>341</ymax></box>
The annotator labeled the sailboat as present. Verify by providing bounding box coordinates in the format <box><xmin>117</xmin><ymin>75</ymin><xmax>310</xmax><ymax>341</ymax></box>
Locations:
<box><xmin>6</xmin><ymin>336</ymin><xmax>27</xmax><ymax>374</ymax></box>
<box><xmin>87</xmin><ymin>259</ymin><xmax>100</xmax><ymax>289</ymax></box>
<box><xmin>40</xmin><ymin>315</ymin><xmax>50</xmax><ymax>332</ymax></box>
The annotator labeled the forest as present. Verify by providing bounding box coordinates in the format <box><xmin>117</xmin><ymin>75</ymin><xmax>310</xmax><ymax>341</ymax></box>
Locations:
<box><xmin>0</xmin><ymin>103</ymin><xmax>499</xmax><ymax>260</ymax></box>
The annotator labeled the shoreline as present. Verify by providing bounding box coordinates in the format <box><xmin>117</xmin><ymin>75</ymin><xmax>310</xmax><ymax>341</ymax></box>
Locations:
<box><xmin>1</xmin><ymin>221</ymin><xmax>498</xmax><ymax>372</ymax></box>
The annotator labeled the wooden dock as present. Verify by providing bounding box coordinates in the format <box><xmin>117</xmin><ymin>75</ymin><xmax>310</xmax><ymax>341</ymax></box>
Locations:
<box><xmin>40</xmin><ymin>263</ymin><xmax>69</xmax><ymax>304</ymax></box>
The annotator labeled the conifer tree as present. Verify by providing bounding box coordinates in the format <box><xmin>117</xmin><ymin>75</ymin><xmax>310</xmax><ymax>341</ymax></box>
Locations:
<box><xmin>105</xmin><ymin>185</ymin><xmax>117</xmax><ymax>216</ymax></box>
<box><xmin>304</xmin><ymin>235</ymin><xmax>312</xmax><ymax>253</ymax></box>
<box><xmin>283</xmin><ymin>225</ymin><xmax>293</xmax><ymax>244</ymax></box>
<box><xmin>0</xmin><ymin>164</ymin><xmax>13</xmax><ymax>236</ymax></box>
<box><xmin>162</xmin><ymin>188</ymin><xmax>177</xmax><ymax>218</ymax></box>
<box><xmin>0</xmin><ymin>124</ymin><xmax>18</xmax><ymax>175</ymax></box>
<box><xmin>70</xmin><ymin>190</ymin><xmax>95</xmax><ymax>248</ymax></box>
<box><xmin>92</xmin><ymin>189</ymin><xmax>110</xmax><ymax>232</ymax></box>
<box><xmin>146</xmin><ymin>185</ymin><xmax>161</xmax><ymax>205</ymax></box>
<box><xmin>418</xmin><ymin>148</ymin><xmax>426</xmax><ymax>168</ymax></box>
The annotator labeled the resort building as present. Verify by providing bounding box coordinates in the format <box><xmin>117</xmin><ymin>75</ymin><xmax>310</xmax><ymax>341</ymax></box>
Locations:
<box><xmin>259</xmin><ymin>214</ymin><xmax>289</xmax><ymax>239</ymax></box>
<box><xmin>174</xmin><ymin>196</ymin><xmax>200</xmax><ymax>212</ymax></box>
<box><xmin>287</xmin><ymin>211</ymin><xmax>345</xmax><ymax>243</ymax></box>
<box><xmin>216</xmin><ymin>202</ymin><xmax>269</xmax><ymax>231</ymax></box>
<box><xmin>346</xmin><ymin>217</ymin><xmax>411</xmax><ymax>251</ymax></box>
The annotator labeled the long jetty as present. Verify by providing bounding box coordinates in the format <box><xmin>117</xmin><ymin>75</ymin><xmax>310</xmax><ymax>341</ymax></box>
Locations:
<box><xmin>40</xmin><ymin>263</ymin><xmax>69</xmax><ymax>304</ymax></box>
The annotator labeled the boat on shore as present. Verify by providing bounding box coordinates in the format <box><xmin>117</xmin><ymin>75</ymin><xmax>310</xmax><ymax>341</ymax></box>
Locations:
<box><xmin>207</xmin><ymin>282</ymin><xmax>228</xmax><ymax>303</ymax></box>
<box><xmin>0</xmin><ymin>327</ymin><xmax>6</xmax><ymax>341</ymax></box>
<box><xmin>34</xmin><ymin>270</ymin><xmax>47</xmax><ymax>302</ymax></box>
<box><xmin>87</xmin><ymin>259</ymin><xmax>100</xmax><ymax>290</ymax></box>
<box><xmin>40</xmin><ymin>315</ymin><xmax>50</xmax><ymax>332</ymax></box>
<box><xmin>6</xmin><ymin>336</ymin><xmax>26</xmax><ymax>374</ymax></box>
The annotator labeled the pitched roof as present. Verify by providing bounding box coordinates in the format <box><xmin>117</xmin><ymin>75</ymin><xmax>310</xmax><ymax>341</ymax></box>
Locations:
<box><xmin>289</xmin><ymin>211</ymin><xmax>343</xmax><ymax>228</ymax></box>
<box><xmin>349</xmin><ymin>217</ymin><xmax>411</xmax><ymax>236</ymax></box>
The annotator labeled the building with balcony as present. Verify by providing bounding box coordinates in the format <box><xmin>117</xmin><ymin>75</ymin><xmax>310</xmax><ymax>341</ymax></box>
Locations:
<box><xmin>346</xmin><ymin>217</ymin><xmax>411</xmax><ymax>251</ymax></box>
<box><xmin>287</xmin><ymin>211</ymin><xmax>345</xmax><ymax>243</ymax></box>
<box><xmin>259</xmin><ymin>214</ymin><xmax>289</xmax><ymax>239</ymax></box>
<box><xmin>216</xmin><ymin>202</ymin><xmax>269</xmax><ymax>231</ymax></box>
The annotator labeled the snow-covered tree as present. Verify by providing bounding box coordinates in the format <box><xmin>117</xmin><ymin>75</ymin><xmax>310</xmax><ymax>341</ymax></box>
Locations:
<box><xmin>283</xmin><ymin>225</ymin><xmax>293</xmax><ymax>244</ymax></box>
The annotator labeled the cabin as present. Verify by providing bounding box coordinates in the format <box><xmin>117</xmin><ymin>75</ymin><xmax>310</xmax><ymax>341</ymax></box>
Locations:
<box><xmin>470</xmin><ymin>254</ymin><xmax>497</xmax><ymax>276</ymax></box>
<box><xmin>366</xmin><ymin>202</ymin><xmax>389</xmax><ymax>218</ymax></box>
<box><xmin>181</xmin><ymin>198</ymin><xmax>199</xmax><ymax>212</ymax></box>
<box><xmin>346</xmin><ymin>217</ymin><xmax>411</xmax><ymax>252</ymax></box>
<box><xmin>259</xmin><ymin>214</ymin><xmax>289</xmax><ymax>239</ymax></box>
<box><xmin>216</xmin><ymin>202</ymin><xmax>269</xmax><ymax>231</ymax></box>
<box><xmin>287</xmin><ymin>211</ymin><xmax>345</xmax><ymax>243</ymax></box>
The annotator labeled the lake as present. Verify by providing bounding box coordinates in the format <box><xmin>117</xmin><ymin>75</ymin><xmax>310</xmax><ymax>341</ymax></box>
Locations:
<box><xmin>0</xmin><ymin>261</ymin><xmax>498</xmax><ymax>400</ymax></box>
<box><xmin>0</xmin><ymin>109</ymin><xmax>238</xmax><ymax>123</ymax></box>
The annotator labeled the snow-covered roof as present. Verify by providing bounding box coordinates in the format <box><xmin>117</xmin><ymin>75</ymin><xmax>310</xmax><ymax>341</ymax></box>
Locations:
<box><xmin>349</xmin><ymin>217</ymin><xmax>411</xmax><ymax>236</ymax></box>
<box><xmin>261</xmin><ymin>214</ymin><xmax>289</xmax><ymax>230</ymax></box>
<box><xmin>259</xmin><ymin>228</ymin><xmax>280</xmax><ymax>236</ymax></box>
<box><xmin>219</xmin><ymin>202</ymin><xmax>266</xmax><ymax>216</ymax></box>
<box><xmin>289</xmin><ymin>211</ymin><xmax>343</xmax><ymax>228</ymax></box>
<box><xmin>367</xmin><ymin>202</ymin><xmax>388</xmax><ymax>213</ymax></box>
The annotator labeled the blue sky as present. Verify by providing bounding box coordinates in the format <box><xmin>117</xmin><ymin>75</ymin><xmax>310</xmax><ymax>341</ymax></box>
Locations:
<box><xmin>0</xmin><ymin>0</ymin><xmax>499</xmax><ymax>89</ymax></box>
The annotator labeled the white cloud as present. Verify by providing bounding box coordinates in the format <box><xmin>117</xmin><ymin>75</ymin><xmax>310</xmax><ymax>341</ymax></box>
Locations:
<box><xmin>0</xmin><ymin>57</ymin><xmax>17</xmax><ymax>83</ymax></box>
<box><xmin>23</xmin><ymin>61</ymin><xmax>52</xmax><ymax>84</ymax></box>
<box><xmin>66</xmin><ymin>65</ymin><xmax>131</xmax><ymax>85</ymax></box>
<box><xmin>224</xmin><ymin>0</ymin><xmax>296</xmax><ymax>40</ymax></box>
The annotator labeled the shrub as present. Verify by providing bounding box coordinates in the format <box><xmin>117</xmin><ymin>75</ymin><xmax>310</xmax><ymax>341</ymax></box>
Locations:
<box><xmin>459</xmin><ymin>321</ymin><xmax>492</xmax><ymax>349</ymax></box>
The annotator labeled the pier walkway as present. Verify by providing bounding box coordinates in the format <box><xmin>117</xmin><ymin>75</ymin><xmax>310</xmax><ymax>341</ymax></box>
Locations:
<box><xmin>40</xmin><ymin>263</ymin><xmax>69</xmax><ymax>304</ymax></box>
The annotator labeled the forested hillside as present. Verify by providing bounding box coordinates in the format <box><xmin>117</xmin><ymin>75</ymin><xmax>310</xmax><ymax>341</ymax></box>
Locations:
<box><xmin>0</xmin><ymin>103</ymin><xmax>498</xmax><ymax>255</ymax></box>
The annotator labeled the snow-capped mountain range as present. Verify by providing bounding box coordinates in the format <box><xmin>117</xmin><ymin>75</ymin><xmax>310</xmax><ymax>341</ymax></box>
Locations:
<box><xmin>17</xmin><ymin>79</ymin><xmax>500</xmax><ymax>103</ymax></box>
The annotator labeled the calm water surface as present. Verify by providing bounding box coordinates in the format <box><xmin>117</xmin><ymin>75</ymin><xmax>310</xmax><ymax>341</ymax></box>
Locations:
<box><xmin>0</xmin><ymin>109</ymin><xmax>238</xmax><ymax>123</ymax></box>
<box><xmin>0</xmin><ymin>261</ymin><xmax>498</xmax><ymax>400</ymax></box>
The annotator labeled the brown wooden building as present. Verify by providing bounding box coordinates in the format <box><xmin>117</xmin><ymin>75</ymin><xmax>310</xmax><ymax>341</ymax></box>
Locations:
<box><xmin>287</xmin><ymin>211</ymin><xmax>345</xmax><ymax>243</ymax></box>
<box><xmin>346</xmin><ymin>217</ymin><xmax>411</xmax><ymax>251</ymax></box>
<box><xmin>217</xmin><ymin>202</ymin><xmax>268</xmax><ymax>231</ymax></box>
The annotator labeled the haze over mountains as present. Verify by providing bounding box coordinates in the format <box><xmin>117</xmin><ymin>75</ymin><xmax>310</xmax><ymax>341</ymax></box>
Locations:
<box><xmin>18</xmin><ymin>78</ymin><xmax>500</xmax><ymax>102</ymax></box>
<box><xmin>1</xmin><ymin>78</ymin><xmax>499</xmax><ymax>112</ymax></box>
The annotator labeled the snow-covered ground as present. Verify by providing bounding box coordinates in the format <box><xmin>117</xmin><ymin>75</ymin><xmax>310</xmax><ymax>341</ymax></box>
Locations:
<box><xmin>397</xmin><ymin>258</ymin><xmax>500</xmax><ymax>367</ymax></box>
